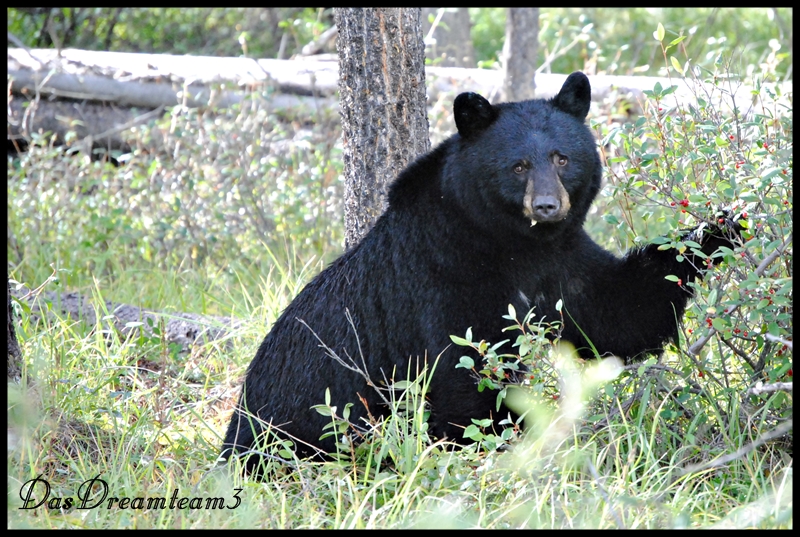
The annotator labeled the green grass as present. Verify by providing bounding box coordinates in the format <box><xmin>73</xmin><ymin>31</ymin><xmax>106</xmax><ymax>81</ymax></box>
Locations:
<box><xmin>8</xmin><ymin>299</ymin><xmax>792</xmax><ymax>527</ymax></box>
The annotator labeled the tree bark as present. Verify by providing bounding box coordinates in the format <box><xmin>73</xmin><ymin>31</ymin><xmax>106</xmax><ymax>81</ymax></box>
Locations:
<box><xmin>8</xmin><ymin>278</ymin><xmax>23</xmax><ymax>382</ymax></box>
<box><xmin>334</xmin><ymin>8</ymin><xmax>431</xmax><ymax>249</ymax></box>
<box><xmin>502</xmin><ymin>8</ymin><xmax>540</xmax><ymax>101</ymax></box>
<box><xmin>422</xmin><ymin>8</ymin><xmax>476</xmax><ymax>68</ymax></box>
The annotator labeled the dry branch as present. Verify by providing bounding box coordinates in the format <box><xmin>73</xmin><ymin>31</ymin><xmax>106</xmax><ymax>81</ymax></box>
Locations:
<box><xmin>747</xmin><ymin>381</ymin><xmax>793</xmax><ymax>396</ymax></box>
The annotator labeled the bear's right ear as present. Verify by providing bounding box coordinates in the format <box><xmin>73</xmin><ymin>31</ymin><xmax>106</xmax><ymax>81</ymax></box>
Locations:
<box><xmin>454</xmin><ymin>92</ymin><xmax>498</xmax><ymax>138</ymax></box>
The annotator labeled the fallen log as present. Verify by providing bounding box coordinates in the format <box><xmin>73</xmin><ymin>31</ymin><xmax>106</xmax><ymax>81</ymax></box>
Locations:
<box><xmin>11</xmin><ymin>284</ymin><xmax>241</xmax><ymax>350</ymax></box>
<box><xmin>8</xmin><ymin>47</ymin><xmax>792</xmax><ymax>154</ymax></box>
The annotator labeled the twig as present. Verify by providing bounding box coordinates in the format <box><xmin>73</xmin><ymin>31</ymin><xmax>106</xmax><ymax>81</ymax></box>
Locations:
<box><xmin>765</xmin><ymin>333</ymin><xmax>793</xmax><ymax>349</ymax></box>
<box><xmin>719</xmin><ymin>336</ymin><xmax>757</xmax><ymax>370</ymax></box>
<box><xmin>297</xmin><ymin>315</ymin><xmax>392</xmax><ymax>407</ymax></box>
<box><xmin>78</xmin><ymin>104</ymin><xmax>166</xmax><ymax>156</ymax></box>
<box><xmin>7</xmin><ymin>31</ymin><xmax>45</xmax><ymax>68</ymax></box>
<box><xmin>679</xmin><ymin>419</ymin><xmax>793</xmax><ymax>475</ymax></box>
<box><xmin>746</xmin><ymin>381</ymin><xmax>793</xmax><ymax>396</ymax></box>
<box><xmin>18</xmin><ymin>264</ymin><xmax>59</xmax><ymax>300</ymax></box>
<box><xmin>688</xmin><ymin>231</ymin><xmax>793</xmax><ymax>355</ymax></box>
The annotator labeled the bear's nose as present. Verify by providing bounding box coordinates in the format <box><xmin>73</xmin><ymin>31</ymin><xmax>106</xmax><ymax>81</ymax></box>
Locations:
<box><xmin>533</xmin><ymin>195</ymin><xmax>561</xmax><ymax>219</ymax></box>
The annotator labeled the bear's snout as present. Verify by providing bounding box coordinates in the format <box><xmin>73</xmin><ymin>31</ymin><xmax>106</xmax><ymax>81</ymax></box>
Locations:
<box><xmin>532</xmin><ymin>195</ymin><xmax>561</xmax><ymax>220</ymax></box>
<box><xmin>522</xmin><ymin>177</ymin><xmax>571</xmax><ymax>224</ymax></box>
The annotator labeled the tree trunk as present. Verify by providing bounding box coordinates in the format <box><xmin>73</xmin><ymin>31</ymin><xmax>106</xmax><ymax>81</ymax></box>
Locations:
<box><xmin>422</xmin><ymin>8</ymin><xmax>476</xmax><ymax>68</ymax></box>
<box><xmin>334</xmin><ymin>8</ymin><xmax>431</xmax><ymax>249</ymax></box>
<box><xmin>502</xmin><ymin>8</ymin><xmax>540</xmax><ymax>101</ymax></box>
<box><xmin>8</xmin><ymin>278</ymin><xmax>23</xmax><ymax>382</ymax></box>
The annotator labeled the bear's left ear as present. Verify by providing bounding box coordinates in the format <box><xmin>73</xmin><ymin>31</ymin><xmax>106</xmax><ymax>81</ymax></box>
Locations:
<box><xmin>551</xmin><ymin>71</ymin><xmax>592</xmax><ymax>120</ymax></box>
<box><xmin>453</xmin><ymin>92</ymin><xmax>498</xmax><ymax>138</ymax></box>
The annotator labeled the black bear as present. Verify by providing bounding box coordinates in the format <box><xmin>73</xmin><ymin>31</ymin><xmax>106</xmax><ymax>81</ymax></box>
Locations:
<box><xmin>221</xmin><ymin>72</ymin><xmax>738</xmax><ymax>473</ymax></box>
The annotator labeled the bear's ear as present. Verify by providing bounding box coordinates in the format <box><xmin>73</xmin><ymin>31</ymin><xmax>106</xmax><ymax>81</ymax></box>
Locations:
<box><xmin>551</xmin><ymin>71</ymin><xmax>592</xmax><ymax>120</ymax></box>
<box><xmin>453</xmin><ymin>92</ymin><xmax>498</xmax><ymax>138</ymax></box>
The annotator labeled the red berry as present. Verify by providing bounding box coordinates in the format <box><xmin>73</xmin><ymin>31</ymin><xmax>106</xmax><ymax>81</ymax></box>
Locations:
<box><xmin>680</xmin><ymin>199</ymin><xmax>690</xmax><ymax>207</ymax></box>
<box><xmin>698</xmin><ymin>371</ymin><xmax>704</xmax><ymax>378</ymax></box>
<box><xmin>677</xmin><ymin>278</ymin><xmax>683</xmax><ymax>286</ymax></box>
<box><xmin>742</xmin><ymin>212</ymin><xmax>748</xmax><ymax>218</ymax></box>
<box><xmin>670</xmin><ymin>201</ymin><xmax>676</xmax><ymax>207</ymax></box>
<box><xmin>729</xmin><ymin>135</ymin><xmax>735</xmax><ymax>140</ymax></box>
<box><xmin>687</xmin><ymin>328</ymin><xmax>693</xmax><ymax>334</ymax></box>
<box><xmin>787</xmin><ymin>369</ymin><xmax>793</xmax><ymax>377</ymax></box>
<box><xmin>743</xmin><ymin>331</ymin><xmax>749</xmax><ymax>337</ymax></box>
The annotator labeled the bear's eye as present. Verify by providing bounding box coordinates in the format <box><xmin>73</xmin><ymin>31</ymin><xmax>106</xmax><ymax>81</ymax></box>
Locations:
<box><xmin>513</xmin><ymin>163</ymin><xmax>527</xmax><ymax>175</ymax></box>
<box><xmin>553</xmin><ymin>154</ymin><xmax>568</xmax><ymax>166</ymax></box>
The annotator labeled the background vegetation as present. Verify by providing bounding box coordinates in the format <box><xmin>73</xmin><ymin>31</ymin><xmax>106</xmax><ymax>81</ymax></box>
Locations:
<box><xmin>7</xmin><ymin>8</ymin><xmax>793</xmax><ymax>529</ymax></box>
<box><xmin>7</xmin><ymin>7</ymin><xmax>793</xmax><ymax>81</ymax></box>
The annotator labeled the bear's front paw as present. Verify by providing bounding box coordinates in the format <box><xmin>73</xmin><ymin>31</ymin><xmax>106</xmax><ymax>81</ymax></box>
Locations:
<box><xmin>687</xmin><ymin>209</ymin><xmax>744</xmax><ymax>263</ymax></box>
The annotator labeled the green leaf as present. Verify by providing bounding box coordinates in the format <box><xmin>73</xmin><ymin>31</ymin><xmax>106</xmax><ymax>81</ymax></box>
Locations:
<box><xmin>708</xmin><ymin>289</ymin><xmax>718</xmax><ymax>305</ymax></box>
<box><xmin>669</xmin><ymin>35</ymin><xmax>687</xmax><ymax>47</ymax></box>
<box><xmin>450</xmin><ymin>334</ymin><xmax>471</xmax><ymax>346</ymax></box>
<box><xmin>472</xmin><ymin>418</ymin><xmax>494</xmax><ymax>427</ymax></box>
<box><xmin>457</xmin><ymin>356</ymin><xmax>475</xmax><ymax>369</ymax></box>
<box><xmin>711</xmin><ymin>317</ymin><xmax>728</xmax><ymax>331</ymax></box>
<box><xmin>313</xmin><ymin>404</ymin><xmax>332</xmax><ymax>417</ymax></box>
<box><xmin>655</xmin><ymin>23</ymin><xmax>665</xmax><ymax>42</ymax></box>
<box><xmin>665</xmin><ymin>274</ymin><xmax>680</xmax><ymax>282</ymax></box>
<box><xmin>463</xmin><ymin>424</ymin><xmax>481</xmax><ymax>440</ymax></box>
<box><xmin>669</xmin><ymin>56</ymin><xmax>683</xmax><ymax>76</ymax></box>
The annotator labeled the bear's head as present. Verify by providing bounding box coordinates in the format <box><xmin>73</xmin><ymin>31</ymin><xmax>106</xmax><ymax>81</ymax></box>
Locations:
<box><xmin>443</xmin><ymin>71</ymin><xmax>602</xmax><ymax>241</ymax></box>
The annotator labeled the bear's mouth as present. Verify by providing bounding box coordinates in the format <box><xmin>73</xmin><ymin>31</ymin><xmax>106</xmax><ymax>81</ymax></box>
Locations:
<box><xmin>522</xmin><ymin>207</ymin><xmax>569</xmax><ymax>226</ymax></box>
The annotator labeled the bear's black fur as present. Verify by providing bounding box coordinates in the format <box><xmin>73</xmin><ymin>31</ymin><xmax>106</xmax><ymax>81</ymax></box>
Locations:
<box><xmin>221</xmin><ymin>72</ymin><xmax>738</xmax><ymax>473</ymax></box>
